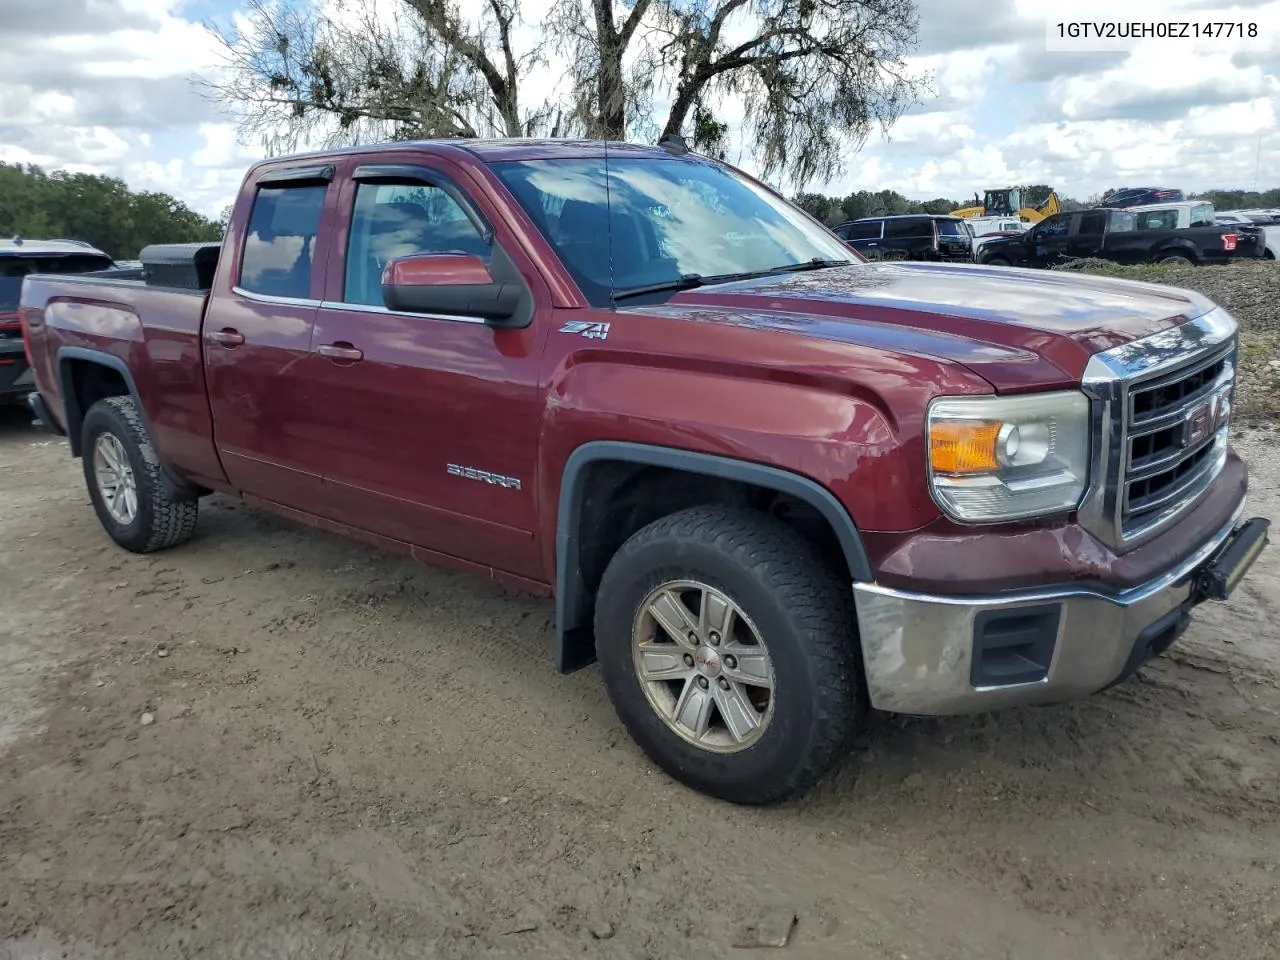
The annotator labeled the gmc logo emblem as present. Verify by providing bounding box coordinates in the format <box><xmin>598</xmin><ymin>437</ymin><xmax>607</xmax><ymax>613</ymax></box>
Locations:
<box><xmin>1181</xmin><ymin>386</ymin><xmax>1232</xmax><ymax>448</ymax></box>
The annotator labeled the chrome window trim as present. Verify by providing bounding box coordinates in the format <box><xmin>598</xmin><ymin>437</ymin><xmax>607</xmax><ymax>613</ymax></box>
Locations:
<box><xmin>232</xmin><ymin>285</ymin><xmax>491</xmax><ymax>326</ymax></box>
<box><xmin>318</xmin><ymin>300</ymin><xmax>488</xmax><ymax>325</ymax></box>
<box><xmin>232</xmin><ymin>285</ymin><xmax>321</xmax><ymax>308</ymax></box>
<box><xmin>1078</xmin><ymin>307</ymin><xmax>1238</xmax><ymax>552</ymax></box>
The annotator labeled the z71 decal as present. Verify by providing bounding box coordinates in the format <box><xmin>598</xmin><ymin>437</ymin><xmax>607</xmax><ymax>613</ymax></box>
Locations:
<box><xmin>559</xmin><ymin>320</ymin><xmax>610</xmax><ymax>340</ymax></box>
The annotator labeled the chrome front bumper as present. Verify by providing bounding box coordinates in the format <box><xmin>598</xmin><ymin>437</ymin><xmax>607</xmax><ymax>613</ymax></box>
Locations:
<box><xmin>852</xmin><ymin>508</ymin><xmax>1261</xmax><ymax>716</ymax></box>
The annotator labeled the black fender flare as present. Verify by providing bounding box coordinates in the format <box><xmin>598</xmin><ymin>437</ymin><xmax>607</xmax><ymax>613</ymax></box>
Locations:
<box><xmin>56</xmin><ymin>346</ymin><xmax>194</xmax><ymax>494</ymax></box>
<box><xmin>553</xmin><ymin>440</ymin><xmax>873</xmax><ymax>674</ymax></box>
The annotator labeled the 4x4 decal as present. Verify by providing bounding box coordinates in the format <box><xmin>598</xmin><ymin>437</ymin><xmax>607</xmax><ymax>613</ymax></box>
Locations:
<box><xmin>559</xmin><ymin>320</ymin><xmax>610</xmax><ymax>341</ymax></box>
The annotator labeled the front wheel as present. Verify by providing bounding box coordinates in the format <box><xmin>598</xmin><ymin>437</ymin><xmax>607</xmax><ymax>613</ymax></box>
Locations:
<box><xmin>81</xmin><ymin>396</ymin><xmax>199</xmax><ymax>553</ymax></box>
<box><xmin>594</xmin><ymin>505</ymin><xmax>863</xmax><ymax>805</ymax></box>
<box><xmin>983</xmin><ymin>255</ymin><xmax>1011</xmax><ymax>266</ymax></box>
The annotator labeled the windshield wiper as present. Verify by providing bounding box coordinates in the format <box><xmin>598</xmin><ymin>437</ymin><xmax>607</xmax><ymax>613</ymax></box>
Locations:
<box><xmin>612</xmin><ymin>271</ymin><xmax>760</xmax><ymax>301</ymax></box>
<box><xmin>611</xmin><ymin>274</ymin><xmax>707</xmax><ymax>301</ymax></box>
<box><xmin>766</xmin><ymin>257</ymin><xmax>852</xmax><ymax>274</ymax></box>
<box><xmin>611</xmin><ymin>259</ymin><xmax>850</xmax><ymax>302</ymax></box>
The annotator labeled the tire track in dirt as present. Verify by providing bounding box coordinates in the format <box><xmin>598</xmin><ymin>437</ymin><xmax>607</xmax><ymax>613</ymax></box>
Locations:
<box><xmin>1</xmin><ymin>420</ymin><xmax>1277</xmax><ymax>959</ymax></box>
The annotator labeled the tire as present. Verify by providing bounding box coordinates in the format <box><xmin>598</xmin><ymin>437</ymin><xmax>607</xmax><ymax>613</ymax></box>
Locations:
<box><xmin>81</xmin><ymin>396</ymin><xmax>198</xmax><ymax>553</ymax></box>
<box><xmin>1157</xmin><ymin>253</ymin><xmax>1193</xmax><ymax>265</ymax></box>
<box><xmin>593</xmin><ymin>505</ymin><xmax>863</xmax><ymax>805</ymax></box>
<box><xmin>983</xmin><ymin>255</ymin><xmax>1011</xmax><ymax>266</ymax></box>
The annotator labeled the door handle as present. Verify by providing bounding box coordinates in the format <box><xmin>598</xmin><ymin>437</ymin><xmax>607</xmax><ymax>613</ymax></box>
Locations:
<box><xmin>316</xmin><ymin>342</ymin><xmax>364</xmax><ymax>363</ymax></box>
<box><xmin>208</xmin><ymin>328</ymin><xmax>245</xmax><ymax>347</ymax></box>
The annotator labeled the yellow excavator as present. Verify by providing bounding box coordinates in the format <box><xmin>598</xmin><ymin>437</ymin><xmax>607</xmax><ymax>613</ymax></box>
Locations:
<box><xmin>952</xmin><ymin>187</ymin><xmax>1061</xmax><ymax>224</ymax></box>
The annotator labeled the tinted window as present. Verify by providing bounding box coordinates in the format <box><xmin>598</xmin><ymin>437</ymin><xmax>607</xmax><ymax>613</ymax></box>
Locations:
<box><xmin>1137</xmin><ymin>210</ymin><xmax>1177</xmax><ymax>230</ymax></box>
<box><xmin>935</xmin><ymin>219</ymin><xmax>966</xmax><ymax>237</ymax></box>
<box><xmin>239</xmin><ymin>184</ymin><xmax>326</xmax><ymax>299</ymax></box>
<box><xmin>0</xmin><ymin>253</ymin><xmax>113</xmax><ymax>309</ymax></box>
<box><xmin>1190</xmin><ymin>203</ymin><xmax>1215</xmax><ymax>228</ymax></box>
<box><xmin>882</xmin><ymin>218</ymin><xmax>932</xmax><ymax>240</ymax></box>
<box><xmin>490</xmin><ymin>157</ymin><xmax>853</xmax><ymax>306</ymax></box>
<box><xmin>1078</xmin><ymin>212</ymin><xmax>1106</xmax><ymax>235</ymax></box>
<box><xmin>1036</xmin><ymin>215</ymin><xmax>1070</xmax><ymax>238</ymax></box>
<box><xmin>343</xmin><ymin>182</ymin><xmax>490</xmax><ymax>306</ymax></box>
<box><xmin>1108</xmin><ymin>211</ymin><xmax>1134</xmax><ymax>232</ymax></box>
<box><xmin>844</xmin><ymin>221</ymin><xmax>881</xmax><ymax>240</ymax></box>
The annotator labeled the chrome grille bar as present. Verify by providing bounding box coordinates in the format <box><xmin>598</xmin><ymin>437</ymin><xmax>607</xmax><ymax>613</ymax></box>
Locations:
<box><xmin>1079</xmin><ymin>308</ymin><xmax>1238</xmax><ymax>552</ymax></box>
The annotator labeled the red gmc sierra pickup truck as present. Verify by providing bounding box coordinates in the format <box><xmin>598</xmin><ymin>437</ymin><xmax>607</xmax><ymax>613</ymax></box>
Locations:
<box><xmin>17</xmin><ymin>139</ymin><xmax>1269</xmax><ymax>804</ymax></box>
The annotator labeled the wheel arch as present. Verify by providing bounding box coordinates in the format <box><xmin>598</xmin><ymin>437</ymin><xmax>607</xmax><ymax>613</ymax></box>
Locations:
<box><xmin>1151</xmin><ymin>241</ymin><xmax>1198</xmax><ymax>263</ymax></box>
<box><xmin>57</xmin><ymin>346</ymin><xmax>195</xmax><ymax>495</ymax></box>
<box><xmin>553</xmin><ymin>440</ymin><xmax>873</xmax><ymax>674</ymax></box>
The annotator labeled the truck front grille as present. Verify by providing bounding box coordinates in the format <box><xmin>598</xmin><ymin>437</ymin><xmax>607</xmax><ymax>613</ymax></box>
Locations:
<box><xmin>1120</xmin><ymin>347</ymin><xmax>1233</xmax><ymax>539</ymax></box>
<box><xmin>1079</xmin><ymin>308</ymin><xmax>1238</xmax><ymax>552</ymax></box>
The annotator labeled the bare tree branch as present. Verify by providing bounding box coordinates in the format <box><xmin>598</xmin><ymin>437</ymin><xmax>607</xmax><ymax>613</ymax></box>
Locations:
<box><xmin>199</xmin><ymin>0</ymin><xmax>552</xmax><ymax>152</ymax></box>
<box><xmin>200</xmin><ymin>0</ymin><xmax>929</xmax><ymax>189</ymax></box>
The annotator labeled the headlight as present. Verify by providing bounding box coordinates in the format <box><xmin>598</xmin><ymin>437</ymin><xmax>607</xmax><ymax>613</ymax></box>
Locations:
<box><xmin>927</xmin><ymin>391</ymin><xmax>1091</xmax><ymax>522</ymax></box>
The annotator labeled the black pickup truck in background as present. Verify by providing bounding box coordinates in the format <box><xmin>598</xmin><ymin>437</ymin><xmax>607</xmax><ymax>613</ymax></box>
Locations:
<box><xmin>977</xmin><ymin>208</ymin><xmax>1265</xmax><ymax>268</ymax></box>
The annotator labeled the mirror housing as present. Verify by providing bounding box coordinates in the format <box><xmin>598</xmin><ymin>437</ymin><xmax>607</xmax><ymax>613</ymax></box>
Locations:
<box><xmin>381</xmin><ymin>252</ymin><xmax>528</xmax><ymax>325</ymax></box>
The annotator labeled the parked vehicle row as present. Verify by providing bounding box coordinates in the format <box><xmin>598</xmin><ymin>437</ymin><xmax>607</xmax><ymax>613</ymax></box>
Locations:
<box><xmin>1217</xmin><ymin>210</ymin><xmax>1279</xmax><ymax>259</ymax></box>
<box><xmin>976</xmin><ymin>206</ymin><xmax>1265</xmax><ymax>268</ymax></box>
<box><xmin>1</xmin><ymin>237</ymin><xmax>116</xmax><ymax>406</ymax></box>
<box><xmin>16</xmin><ymin>138</ymin><xmax>1268</xmax><ymax>804</ymax></box>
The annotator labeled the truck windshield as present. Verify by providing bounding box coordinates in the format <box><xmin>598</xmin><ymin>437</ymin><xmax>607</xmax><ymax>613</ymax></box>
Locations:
<box><xmin>1</xmin><ymin>253</ymin><xmax>114</xmax><ymax>309</ymax></box>
<box><xmin>489</xmin><ymin>156</ymin><xmax>854</xmax><ymax>306</ymax></box>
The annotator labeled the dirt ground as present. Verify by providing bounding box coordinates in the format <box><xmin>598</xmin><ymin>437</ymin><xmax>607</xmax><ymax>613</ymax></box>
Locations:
<box><xmin>0</xmin><ymin>406</ymin><xmax>1277</xmax><ymax>960</ymax></box>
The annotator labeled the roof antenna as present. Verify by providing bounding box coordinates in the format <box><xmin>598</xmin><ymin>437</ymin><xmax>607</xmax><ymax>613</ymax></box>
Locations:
<box><xmin>11</xmin><ymin>235</ymin><xmax>21</xmax><ymax>246</ymax></box>
<box><xmin>659</xmin><ymin>133</ymin><xmax>688</xmax><ymax>155</ymax></box>
<box><xmin>604</xmin><ymin>129</ymin><xmax>615</xmax><ymax>307</ymax></box>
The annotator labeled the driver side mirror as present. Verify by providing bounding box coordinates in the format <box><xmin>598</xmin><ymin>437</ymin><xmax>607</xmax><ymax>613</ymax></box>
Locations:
<box><xmin>381</xmin><ymin>252</ymin><xmax>525</xmax><ymax>325</ymax></box>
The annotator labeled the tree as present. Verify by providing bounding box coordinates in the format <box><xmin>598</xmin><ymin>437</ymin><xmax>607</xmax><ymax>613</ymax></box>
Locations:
<box><xmin>653</xmin><ymin>0</ymin><xmax>926</xmax><ymax>187</ymax></box>
<box><xmin>0</xmin><ymin>164</ymin><xmax>220</xmax><ymax>260</ymax></box>
<box><xmin>205</xmin><ymin>0</ymin><xmax>929</xmax><ymax>188</ymax></box>
<box><xmin>204</xmin><ymin>0</ymin><xmax>557</xmax><ymax>153</ymax></box>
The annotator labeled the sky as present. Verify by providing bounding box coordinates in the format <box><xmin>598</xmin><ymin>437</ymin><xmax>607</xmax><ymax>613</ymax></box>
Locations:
<box><xmin>0</xmin><ymin>0</ymin><xmax>1277</xmax><ymax>219</ymax></box>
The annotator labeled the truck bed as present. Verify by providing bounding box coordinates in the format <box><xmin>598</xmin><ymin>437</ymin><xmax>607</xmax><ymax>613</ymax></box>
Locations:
<box><xmin>21</xmin><ymin>273</ymin><xmax>225</xmax><ymax>486</ymax></box>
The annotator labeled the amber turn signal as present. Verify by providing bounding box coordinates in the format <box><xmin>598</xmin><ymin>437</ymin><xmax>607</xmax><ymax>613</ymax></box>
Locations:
<box><xmin>930</xmin><ymin>420</ymin><xmax>1002</xmax><ymax>474</ymax></box>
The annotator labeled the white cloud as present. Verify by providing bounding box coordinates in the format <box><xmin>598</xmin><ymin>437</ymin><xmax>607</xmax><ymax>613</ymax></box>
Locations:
<box><xmin>0</xmin><ymin>0</ymin><xmax>1277</xmax><ymax>221</ymax></box>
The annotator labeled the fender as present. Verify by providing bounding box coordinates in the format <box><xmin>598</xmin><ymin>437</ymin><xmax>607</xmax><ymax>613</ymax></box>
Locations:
<box><xmin>1151</xmin><ymin>239</ymin><xmax>1198</xmax><ymax>262</ymax></box>
<box><xmin>553</xmin><ymin>440</ymin><xmax>873</xmax><ymax>674</ymax></box>
<box><xmin>56</xmin><ymin>346</ymin><xmax>193</xmax><ymax>494</ymax></box>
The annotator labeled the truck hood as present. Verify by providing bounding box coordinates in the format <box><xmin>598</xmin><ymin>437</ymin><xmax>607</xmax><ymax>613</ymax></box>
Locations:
<box><xmin>647</xmin><ymin>261</ymin><xmax>1215</xmax><ymax>385</ymax></box>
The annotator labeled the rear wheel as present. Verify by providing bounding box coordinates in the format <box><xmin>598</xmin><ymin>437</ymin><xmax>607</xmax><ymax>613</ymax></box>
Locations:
<box><xmin>593</xmin><ymin>505</ymin><xmax>863</xmax><ymax>805</ymax></box>
<box><xmin>1157</xmin><ymin>253</ymin><xmax>1193</xmax><ymax>265</ymax></box>
<box><xmin>81</xmin><ymin>396</ymin><xmax>198</xmax><ymax>553</ymax></box>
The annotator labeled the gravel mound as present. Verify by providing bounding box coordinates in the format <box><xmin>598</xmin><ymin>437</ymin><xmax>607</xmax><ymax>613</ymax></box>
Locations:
<box><xmin>1058</xmin><ymin>259</ymin><xmax>1279</xmax><ymax>421</ymax></box>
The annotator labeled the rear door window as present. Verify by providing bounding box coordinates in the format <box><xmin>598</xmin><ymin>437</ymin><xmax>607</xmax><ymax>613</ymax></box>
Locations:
<box><xmin>1137</xmin><ymin>210</ymin><xmax>1178</xmax><ymax>230</ymax></box>
<box><xmin>883</xmin><ymin>218</ymin><xmax>932</xmax><ymax>240</ymax></box>
<box><xmin>1190</xmin><ymin>203</ymin><xmax>1215</xmax><ymax>228</ymax></box>
<box><xmin>844</xmin><ymin>221</ymin><xmax>882</xmax><ymax>241</ymax></box>
<box><xmin>1078</xmin><ymin>212</ymin><xmax>1107</xmax><ymax>235</ymax></box>
<box><xmin>239</xmin><ymin>184</ymin><xmax>328</xmax><ymax>299</ymax></box>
